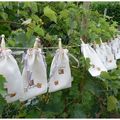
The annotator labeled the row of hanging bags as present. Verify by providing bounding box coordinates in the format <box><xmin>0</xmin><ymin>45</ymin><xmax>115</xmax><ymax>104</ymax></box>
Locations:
<box><xmin>20</xmin><ymin>38</ymin><xmax>48</xmax><ymax>101</ymax></box>
<box><xmin>49</xmin><ymin>38</ymin><xmax>72</xmax><ymax>92</ymax></box>
<box><xmin>94</xmin><ymin>39</ymin><xmax>117</xmax><ymax>71</ymax></box>
<box><xmin>81</xmin><ymin>39</ymin><xmax>107</xmax><ymax>77</ymax></box>
<box><xmin>0</xmin><ymin>35</ymin><xmax>73</xmax><ymax>102</ymax></box>
<box><xmin>21</xmin><ymin>38</ymin><xmax>73</xmax><ymax>101</ymax></box>
<box><xmin>0</xmin><ymin>35</ymin><xmax>23</xmax><ymax>103</ymax></box>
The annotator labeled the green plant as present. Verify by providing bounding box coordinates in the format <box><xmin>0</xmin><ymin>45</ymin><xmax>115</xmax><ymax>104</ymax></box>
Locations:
<box><xmin>91</xmin><ymin>2</ymin><xmax>120</xmax><ymax>25</ymax></box>
<box><xmin>0</xmin><ymin>2</ymin><xmax>119</xmax><ymax>118</ymax></box>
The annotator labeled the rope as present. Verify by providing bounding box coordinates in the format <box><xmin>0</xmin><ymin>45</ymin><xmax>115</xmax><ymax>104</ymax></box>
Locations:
<box><xmin>6</xmin><ymin>45</ymin><xmax>81</xmax><ymax>55</ymax></box>
<box><xmin>8</xmin><ymin>45</ymin><xmax>81</xmax><ymax>50</ymax></box>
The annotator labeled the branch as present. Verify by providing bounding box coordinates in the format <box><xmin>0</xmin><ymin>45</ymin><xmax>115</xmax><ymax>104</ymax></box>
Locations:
<box><xmin>0</xmin><ymin>20</ymin><xmax>21</xmax><ymax>25</ymax></box>
<box><xmin>81</xmin><ymin>2</ymin><xmax>90</xmax><ymax>43</ymax></box>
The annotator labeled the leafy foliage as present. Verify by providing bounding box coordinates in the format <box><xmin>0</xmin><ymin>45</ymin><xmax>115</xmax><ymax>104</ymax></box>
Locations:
<box><xmin>107</xmin><ymin>96</ymin><xmax>118</xmax><ymax>112</ymax></box>
<box><xmin>91</xmin><ymin>2</ymin><xmax>120</xmax><ymax>25</ymax></box>
<box><xmin>0</xmin><ymin>2</ymin><xmax>119</xmax><ymax>118</ymax></box>
<box><xmin>0</xmin><ymin>75</ymin><xmax>6</xmax><ymax>96</ymax></box>
<box><xmin>44</xmin><ymin>6</ymin><xmax>57</xmax><ymax>23</ymax></box>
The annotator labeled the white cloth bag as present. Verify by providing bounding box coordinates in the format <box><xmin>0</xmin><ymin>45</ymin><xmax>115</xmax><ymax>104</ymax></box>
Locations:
<box><xmin>95</xmin><ymin>43</ymin><xmax>117</xmax><ymax>70</ymax></box>
<box><xmin>81</xmin><ymin>41</ymin><xmax>107</xmax><ymax>76</ymax></box>
<box><xmin>0</xmin><ymin>35</ymin><xmax>23</xmax><ymax>103</ymax></box>
<box><xmin>48</xmin><ymin>39</ymin><xmax>72</xmax><ymax>92</ymax></box>
<box><xmin>20</xmin><ymin>39</ymin><xmax>47</xmax><ymax>101</ymax></box>
<box><xmin>110</xmin><ymin>37</ymin><xmax>120</xmax><ymax>59</ymax></box>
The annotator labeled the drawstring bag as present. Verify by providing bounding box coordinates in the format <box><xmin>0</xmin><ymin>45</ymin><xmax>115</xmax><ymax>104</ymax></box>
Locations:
<box><xmin>20</xmin><ymin>38</ymin><xmax>47</xmax><ymax>101</ymax></box>
<box><xmin>48</xmin><ymin>38</ymin><xmax>72</xmax><ymax>92</ymax></box>
<box><xmin>0</xmin><ymin>35</ymin><xmax>23</xmax><ymax>103</ymax></box>
<box><xmin>95</xmin><ymin>42</ymin><xmax>117</xmax><ymax>70</ymax></box>
<box><xmin>110</xmin><ymin>37</ymin><xmax>120</xmax><ymax>59</ymax></box>
<box><xmin>81</xmin><ymin>40</ymin><xmax>107</xmax><ymax>77</ymax></box>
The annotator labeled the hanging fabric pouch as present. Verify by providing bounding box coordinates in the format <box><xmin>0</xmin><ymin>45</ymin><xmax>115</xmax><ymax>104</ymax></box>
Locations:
<box><xmin>81</xmin><ymin>40</ymin><xmax>107</xmax><ymax>77</ymax></box>
<box><xmin>95</xmin><ymin>42</ymin><xmax>117</xmax><ymax>70</ymax></box>
<box><xmin>20</xmin><ymin>38</ymin><xmax>47</xmax><ymax>101</ymax></box>
<box><xmin>0</xmin><ymin>35</ymin><xmax>23</xmax><ymax>103</ymax></box>
<box><xmin>110</xmin><ymin>38</ymin><xmax>120</xmax><ymax>59</ymax></box>
<box><xmin>48</xmin><ymin>38</ymin><xmax>72</xmax><ymax>92</ymax></box>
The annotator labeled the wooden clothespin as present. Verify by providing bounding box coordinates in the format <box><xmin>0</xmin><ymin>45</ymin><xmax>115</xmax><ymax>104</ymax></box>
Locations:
<box><xmin>100</xmin><ymin>38</ymin><xmax>103</xmax><ymax>44</ymax></box>
<box><xmin>93</xmin><ymin>41</ymin><xmax>96</xmax><ymax>48</ymax></box>
<box><xmin>1</xmin><ymin>34</ymin><xmax>5</xmax><ymax>49</ymax></box>
<box><xmin>58</xmin><ymin>38</ymin><xmax>62</xmax><ymax>49</ymax></box>
<box><xmin>33</xmin><ymin>37</ymin><xmax>41</xmax><ymax>49</ymax></box>
<box><xmin>80</xmin><ymin>38</ymin><xmax>84</xmax><ymax>44</ymax></box>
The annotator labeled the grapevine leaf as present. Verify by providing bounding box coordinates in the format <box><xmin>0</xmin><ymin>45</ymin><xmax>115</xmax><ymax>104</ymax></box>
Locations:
<box><xmin>107</xmin><ymin>96</ymin><xmax>118</xmax><ymax>112</ymax></box>
<box><xmin>44</xmin><ymin>6</ymin><xmax>57</xmax><ymax>23</ymax></box>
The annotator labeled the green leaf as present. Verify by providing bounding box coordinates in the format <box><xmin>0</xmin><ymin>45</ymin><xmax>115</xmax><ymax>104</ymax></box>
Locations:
<box><xmin>59</xmin><ymin>9</ymin><xmax>69</xmax><ymax>19</ymax></box>
<box><xmin>69</xmin><ymin>83</ymin><xmax>79</xmax><ymax>98</ymax></box>
<box><xmin>100</xmin><ymin>71</ymin><xmax>111</xmax><ymax>80</ymax></box>
<box><xmin>31</xmin><ymin>14</ymin><xmax>41</xmax><ymax>24</ymax></box>
<box><xmin>45</xmin><ymin>33</ymin><xmax>51</xmax><ymax>40</ymax></box>
<box><xmin>107</xmin><ymin>96</ymin><xmax>118</xmax><ymax>112</ymax></box>
<box><xmin>83</xmin><ymin>79</ymin><xmax>102</xmax><ymax>96</ymax></box>
<box><xmin>0</xmin><ymin>12</ymin><xmax>8</xmax><ymax>20</ymax></box>
<box><xmin>34</xmin><ymin>26</ymin><xmax>45</xmax><ymax>37</ymax></box>
<box><xmin>26</xmin><ymin>28</ymin><xmax>33</xmax><ymax>40</ymax></box>
<box><xmin>82</xmin><ymin>90</ymin><xmax>94</xmax><ymax>111</ymax></box>
<box><xmin>43</xmin><ymin>91</ymin><xmax>64</xmax><ymax>113</ymax></box>
<box><xmin>69</xmin><ymin>103</ymin><xmax>87</xmax><ymax>118</ymax></box>
<box><xmin>0</xmin><ymin>75</ymin><xmax>6</xmax><ymax>96</ymax></box>
<box><xmin>26</xmin><ymin>109</ymin><xmax>41</xmax><ymax>118</ymax></box>
<box><xmin>44</xmin><ymin>6</ymin><xmax>57</xmax><ymax>23</ymax></box>
<box><xmin>22</xmin><ymin>19</ymin><xmax>32</xmax><ymax>25</ymax></box>
<box><xmin>85</xmin><ymin>58</ymin><xmax>91</xmax><ymax>69</ymax></box>
<box><xmin>23</xmin><ymin>2</ymin><xmax>38</xmax><ymax>13</ymax></box>
<box><xmin>13</xmin><ymin>30</ymin><xmax>27</xmax><ymax>47</ymax></box>
<box><xmin>7</xmin><ymin>38</ymin><xmax>16</xmax><ymax>47</ymax></box>
<box><xmin>0</xmin><ymin>95</ymin><xmax>7</xmax><ymax>117</ymax></box>
<box><xmin>31</xmin><ymin>3</ymin><xmax>38</xmax><ymax>13</ymax></box>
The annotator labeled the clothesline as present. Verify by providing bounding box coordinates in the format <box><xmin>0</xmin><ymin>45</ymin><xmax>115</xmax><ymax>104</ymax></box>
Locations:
<box><xmin>8</xmin><ymin>45</ymin><xmax>81</xmax><ymax>55</ymax></box>
<box><xmin>8</xmin><ymin>45</ymin><xmax>81</xmax><ymax>50</ymax></box>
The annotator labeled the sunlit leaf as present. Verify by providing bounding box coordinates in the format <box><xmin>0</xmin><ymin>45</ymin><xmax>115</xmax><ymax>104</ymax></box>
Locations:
<box><xmin>44</xmin><ymin>6</ymin><xmax>57</xmax><ymax>23</ymax></box>
<box><xmin>34</xmin><ymin>26</ymin><xmax>45</xmax><ymax>37</ymax></box>
<box><xmin>107</xmin><ymin>96</ymin><xmax>118</xmax><ymax>112</ymax></box>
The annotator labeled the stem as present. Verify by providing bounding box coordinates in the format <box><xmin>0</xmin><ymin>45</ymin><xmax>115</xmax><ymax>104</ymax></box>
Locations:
<box><xmin>0</xmin><ymin>21</ymin><xmax>21</xmax><ymax>25</ymax></box>
<box><xmin>81</xmin><ymin>2</ymin><xmax>90</xmax><ymax>42</ymax></box>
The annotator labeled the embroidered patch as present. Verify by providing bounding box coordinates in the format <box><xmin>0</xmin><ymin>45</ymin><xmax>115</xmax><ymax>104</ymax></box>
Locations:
<box><xmin>97</xmin><ymin>67</ymin><xmax>101</xmax><ymax>71</ymax></box>
<box><xmin>36</xmin><ymin>83</ymin><xmax>42</xmax><ymax>88</ymax></box>
<box><xmin>10</xmin><ymin>93</ymin><xmax>16</xmax><ymax>97</ymax></box>
<box><xmin>108</xmin><ymin>60</ymin><xmax>112</xmax><ymax>63</ymax></box>
<box><xmin>29</xmin><ymin>80</ymin><xmax>34</xmax><ymax>86</ymax></box>
<box><xmin>54</xmin><ymin>81</ymin><xmax>59</xmax><ymax>85</ymax></box>
<box><xmin>58</xmin><ymin>68</ymin><xmax>64</xmax><ymax>74</ymax></box>
<box><xmin>106</xmin><ymin>57</ymin><xmax>112</xmax><ymax>63</ymax></box>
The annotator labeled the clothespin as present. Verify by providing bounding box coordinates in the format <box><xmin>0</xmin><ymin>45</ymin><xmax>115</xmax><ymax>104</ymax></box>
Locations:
<box><xmin>1</xmin><ymin>34</ymin><xmax>5</xmax><ymax>49</ymax></box>
<box><xmin>100</xmin><ymin>38</ymin><xmax>103</xmax><ymax>44</ymax></box>
<box><xmin>33</xmin><ymin>37</ymin><xmax>41</xmax><ymax>49</ymax></box>
<box><xmin>93</xmin><ymin>40</ymin><xmax>97</xmax><ymax>48</ymax></box>
<box><xmin>80</xmin><ymin>38</ymin><xmax>84</xmax><ymax>44</ymax></box>
<box><xmin>58</xmin><ymin>38</ymin><xmax>62</xmax><ymax>49</ymax></box>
